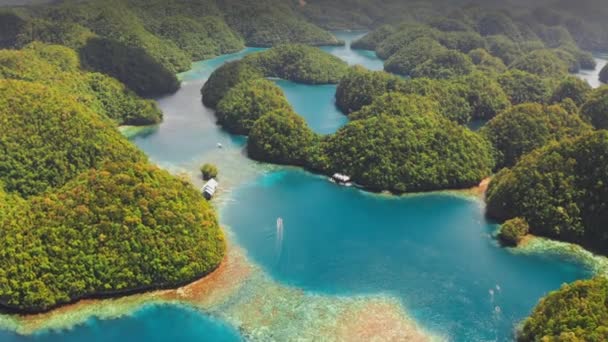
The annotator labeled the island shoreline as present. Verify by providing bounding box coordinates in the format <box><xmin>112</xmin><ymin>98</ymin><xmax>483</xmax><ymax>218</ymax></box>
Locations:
<box><xmin>0</xmin><ymin>239</ymin><xmax>227</xmax><ymax>316</ymax></box>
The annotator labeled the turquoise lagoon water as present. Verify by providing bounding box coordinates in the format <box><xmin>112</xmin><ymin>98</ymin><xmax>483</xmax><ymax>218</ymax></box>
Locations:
<box><xmin>575</xmin><ymin>52</ymin><xmax>608</xmax><ymax>88</ymax></box>
<box><xmin>221</xmin><ymin>170</ymin><xmax>590</xmax><ymax>341</ymax></box>
<box><xmin>1</xmin><ymin>33</ymin><xmax>600</xmax><ymax>342</ymax></box>
<box><xmin>274</xmin><ymin>80</ymin><xmax>347</xmax><ymax>134</ymax></box>
<box><xmin>126</xmin><ymin>35</ymin><xmax>595</xmax><ymax>341</ymax></box>
<box><xmin>321</xmin><ymin>31</ymin><xmax>385</xmax><ymax>71</ymax></box>
<box><xmin>0</xmin><ymin>305</ymin><xmax>241</xmax><ymax>342</ymax></box>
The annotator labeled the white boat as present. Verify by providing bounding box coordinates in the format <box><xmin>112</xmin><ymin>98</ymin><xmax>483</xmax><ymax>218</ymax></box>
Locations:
<box><xmin>217</xmin><ymin>143</ymin><xmax>223</xmax><ymax>149</ymax></box>
<box><xmin>330</xmin><ymin>173</ymin><xmax>352</xmax><ymax>186</ymax></box>
<box><xmin>201</xmin><ymin>178</ymin><xmax>218</xmax><ymax>200</ymax></box>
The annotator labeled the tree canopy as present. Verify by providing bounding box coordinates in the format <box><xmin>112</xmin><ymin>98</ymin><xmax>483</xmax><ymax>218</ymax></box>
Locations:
<box><xmin>248</xmin><ymin>109</ymin><xmax>317</xmax><ymax>166</ymax></box>
<box><xmin>0</xmin><ymin>79</ymin><xmax>225</xmax><ymax>312</ymax></box>
<box><xmin>202</xmin><ymin>44</ymin><xmax>347</xmax><ymax>109</ymax></box>
<box><xmin>519</xmin><ymin>277</ymin><xmax>608</xmax><ymax>342</ymax></box>
<box><xmin>486</xmin><ymin>131</ymin><xmax>608</xmax><ymax>252</ymax></box>
<box><xmin>581</xmin><ymin>86</ymin><xmax>608</xmax><ymax>129</ymax></box>
<box><xmin>0</xmin><ymin>43</ymin><xmax>162</xmax><ymax>125</ymax></box>
<box><xmin>216</xmin><ymin>79</ymin><xmax>292</xmax><ymax>135</ymax></box>
<box><xmin>481</xmin><ymin>103</ymin><xmax>591</xmax><ymax>168</ymax></box>
<box><xmin>320</xmin><ymin>113</ymin><xmax>494</xmax><ymax>192</ymax></box>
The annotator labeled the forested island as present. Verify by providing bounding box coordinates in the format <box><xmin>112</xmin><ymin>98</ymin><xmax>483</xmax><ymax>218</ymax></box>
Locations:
<box><xmin>1</xmin><ymin>0</ymin><xmax>608</xmax><ymax>339</ymax></box>
<box><xmin>0</xmin><ymin>79</ymin><xmax>225</xmax><ymax>312</ymax></box>
<box><xmin>199</xmin><ymin>2</ymin><xmax>608</xmax><ymax>339</ymax></box>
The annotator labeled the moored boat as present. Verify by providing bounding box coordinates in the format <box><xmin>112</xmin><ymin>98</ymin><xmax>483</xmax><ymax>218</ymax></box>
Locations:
<box><xmin>330</xmin><ymin>173</ymin><xmax>352</xmax><ymax>186</ymax></box>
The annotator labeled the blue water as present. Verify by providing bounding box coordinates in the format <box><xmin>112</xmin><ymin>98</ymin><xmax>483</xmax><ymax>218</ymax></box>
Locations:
<box><xmin>274</xmin><ymin>80</ymin><xmax>347</xmax><ymax>134</ymax></box>
<box><xmin>321</xmin><ymin>31</ymin><xmax>384</xmax><ymax>71</ymax></box>
<box><xmin>221</xmin><ymin>170</ymin><xmax>591</xmax><ymax>341</ymax></box>
<box><xmin>0</xmin><ymin>305</ymin><xmax>241</xmax><ymax>342</ymax></box>
<box><xmin>130</xmin><ymin>49</ymin><xmax>265</xmax><ymax>166</ymax></box>
<box><xmin>2</xmin><ymin>32</ymin><xmax>598</xmax><ymax>342</ymax></box>
<box><xmin>574</xmin><ymin>52</ymin><xmax>608</xmax><ymax>88</ymax></box>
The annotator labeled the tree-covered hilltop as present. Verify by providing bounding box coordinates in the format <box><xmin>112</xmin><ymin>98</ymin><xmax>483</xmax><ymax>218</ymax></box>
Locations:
<box><xmin>1</xmin><ymin>0</ymin><xmax>340</xmax><ymax>97</ymax></box>
<box><xmin>335</xmin><ymin>66</ymin><xmax>404</xmax><ymax>114</ymax></box>
<box><xmin>216</xmin><ymin>79</ymin><xmax>292</xmax><ymax>135</ymax></box>
<box><xmin>481</xmin><ymin>103</ymin><xmax>592</xmax><ymax>168</ymax></box>
<box><xmin>518</xmin><ymin>277</ymin><xmax>608</xmax><ymax>341</ymax></box>
<box><xmin>248</xmin><ymin>109</ymin><xmax>317</xmax><ymax>166</ymax></box>
<box><xmin>0</xmin><ymin>43</ymin><xmax>162</xmax><ymax>126</ymax></box>
<box><xmin>202</xmin><ymin>44</ymin><xmax>348</xmax><ymax>109</ymax></box>
<box><xmin>208</xmin><ymin>65</ymin><xmax>495</xmax><ymax>193</ymax></box>
<box><xmin>201</xmin><ymin>60</ymin><xmax>264</xmax><ymax>109</ymax></box>
<box><xmin>248</xmin><ymin>44</ymin><xmax>349</xmax><ymax>84</ymax></box>
<box><xmin>581</xmin><ymin>86</ymin><xmax>608</xmax><ymax>130</ymax></box>
<box><xmin>218</xmin><ymin>0</ymin><xmax>340</xmax><ymax>47</ymax></box>
<box><xmin>0</xmin><ymin>161</ymin><xmax>225</xmax><ymax>312</ymax></box>
<box><xmin>0</xmin><ymin>79</ymin><xmax>145</xmax><ymax>197</ymax></box>
<box><xmin>486</xmin><ymin>131</ymin><xmax>608</xmax><ymax>253</ymax></box>
<box><xmin>336</xmin><ymin>66</ymin><xmax>511</xmax><ymax>124</ymax></box>
<box><xmin>0</xmin><ymin>79</ymin><xmax>225</xmax><ymax>312</ymax></box>
<box><xmin>317</xmin><ymin>112</ymin><xmax>494</xmax><ymax>193</ymax></box>
<box><xmin>300</xmin><ymin>0</ymin><xmax>608</xmax><ymax>53</ymax></box>
<box><xmin>347</xmin><ymin>5</ymin><xmax>598</xmax><ymax>86</ymax></box>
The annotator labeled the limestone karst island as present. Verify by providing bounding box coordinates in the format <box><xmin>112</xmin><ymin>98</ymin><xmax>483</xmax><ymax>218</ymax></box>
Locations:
<box><xmin>0</xmin><ymin>0</ymin><xmax>607</xmax><ymax>341</ymax></box>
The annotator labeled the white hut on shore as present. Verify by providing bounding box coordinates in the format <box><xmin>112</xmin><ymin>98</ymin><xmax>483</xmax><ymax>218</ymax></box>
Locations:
<box><xmin>202</xmin><ymin>178</ymin><xmax>218</xmax><ymax>200</ymax></box>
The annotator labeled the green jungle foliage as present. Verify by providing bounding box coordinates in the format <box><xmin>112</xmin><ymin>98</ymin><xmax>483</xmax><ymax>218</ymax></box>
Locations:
<box><xmin>437</xmin><ymin>31</ymin><xmax>486</xmax><ymax>54</ymax></box>
<box><xmin>216</xmin><ymin>79</ymin><xmax>291</xmax><ymax>135</ymax></box>
<box><xmin>510</xmin><ymin>49</ymin><xmax>569</xmax><ymax>78</ymax></box>
<box><xmin>79</xmin><ymin>37</ymin><xmax>180</xmax><ymax>97</ymax></box>
<box><xmin>201</xmin><ymin>60</ymin><xmax>263</xmax><ymax>109</ymax></box>
<box><xmin>486</xmin><ymin>131</ymin><xmax>608</xmax><ymax>253</ymax></box>
<box><xmin>0</xmin><ymin>43</ymin><xmax>162</xmax><ymax>125</ymax></box>
<box><xmin>454</xmin><ymin>72</ymin><xmax>510</xmax><ymax>120</ymax></box>
<box><xmin>2</xmin><ymin>0</ymin><xmax>339</xmax><ymax>97</ymax></box>
<box><xmin>498</xmin><ymin>217</ymin><xmax>529</xmax><ymax>246</ymax></box>
<box><xmin>0</xmin><ymin>79</ymin><xmax>145</xmax><ymax>197</ymax></box>
<box><xmin>348</xmin><ymin>92</ymin><xmax>440</xmax><ymax>121</ymax></box>
<box><xmin>485</xmin><ymin>35</ymin><xmax>522</xmax><ymax>65</ymax></box>
<box><xmin>15</xmin><ymin>19</ymin><xmax>96</xmax><ymax>49</ymax></box>
<box><xmin>247</xmin><ymin>44</ymin><xmax>348</xmax><ymax>84</ymax></box>
<box><xmin>350</xmin><ymin>25</ymin><xmax>395</xmax><ymax>50</ymax></box>
<box><xmin>319</xmin><ymin>113</ymin><xmax>494</xmax><ymax>193</ymax></box>
<box><xmin>0</xmin><ymin>79</ymin><xmax>225</xmax><ymax>311</ymax></box>
<box><xmin>336</xmin><ymin>66</ymin><xmax>507</xmax><ymax>124</ymax></box>
<box><xmin>399</xmin><ymin>78</ymin><xmax>473</xmax><ymax>124</ymax></box>
<box><xmin>497</xmin><ymin>70</ymin><xmax>552</xmax><ymax>105</ymax></box>
<box><xmin>0</xmin><ymin>161</ymin><xmax>225</xmax><ymax>311</ymax></box>
<box><xmin>347</xmin><ymin>4</ymin><xmax>600</xmax><ymax>108</ymax></box>
<box><xmin>375</xmin><ymin>24</ymin><xmax>439</xmax><ymax>60</ymax></box>
<box><xmin>519</xmin><ymin>277</ymin><xmax>608</xmax><ymax>342</ymax></box>
<box><xmin>384</xmin><ymin>37</ymin><xmax>446</xmax><ymax>76</ymax></box>
<box><xmin>550</xmin><ymin>76</ymin><xmax>592</xmax><ymax>106</ymax></box>
<box><xmin>335</xmin><ymin>66</ymin><xmax>403</xmax><ymax>114</ymax></box>
<box><xmin>581</xmin><ymin>86</ymin><xmax>608</xmax><ymax>129</ymax></box>
<box><xmin>203</xmin><ymin>45</ymin><xmax>347</xmax><ymax>109</ymax></box>
<box><xmin>248</xmin><ymin>109</ymin><xmax>317</xmax><ymax>166</ymax></box>
<box><xmin>200</xmin><ymin>163</ymin><xmax>219</xmax><ymax>180</ymax></box>
<box><xmin>151</xmin><ymin>16</ymin><xmax>244</xmax><ymax>61</ymax></box>
<box><xmin>206</xmin><ymin>57</ymin><xmax>493</xmax><ymax>193</ymax></box>
<box><xmin>218</xmin><ymin>0</ymin><xmax>339</xmax><ymax>47</ymax></box>
<box><xmin>482</xmin><ymin>103</ymin><xmax>592</xmax><ymax>168</ymax></box>
<box><xmin>468</xmin><ymin>48</ymin><xmax>507</xmax><ymax>73</ymax></box>
<box><xmin>3</xmin><ymin>0</ymin><xmax>608</xmax><ymax>323</ymax></box>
